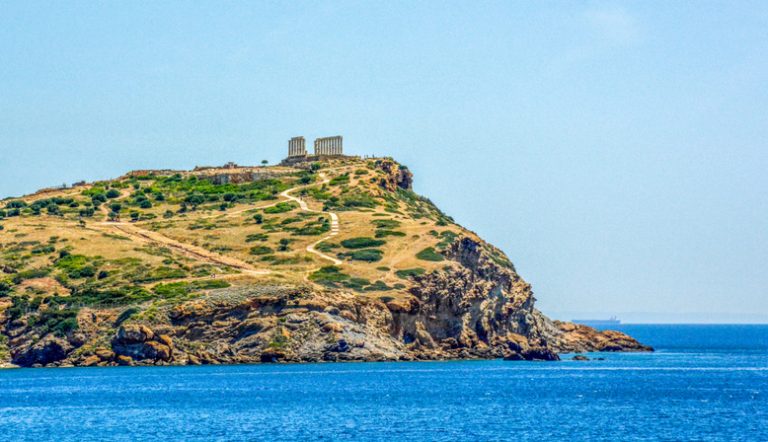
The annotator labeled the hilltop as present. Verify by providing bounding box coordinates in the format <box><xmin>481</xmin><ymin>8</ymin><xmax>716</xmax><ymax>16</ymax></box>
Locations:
<box><xmin>0</xmin><ymin>156</ymin><xmax>650</xmax><ymax>367</ymax></box>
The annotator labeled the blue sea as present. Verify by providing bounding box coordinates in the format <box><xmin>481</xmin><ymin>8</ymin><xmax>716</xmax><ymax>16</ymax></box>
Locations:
<box><xmin>0</xmin><ymin>325</ymin><xmax>766</xmax><ymax>441</ymax></box>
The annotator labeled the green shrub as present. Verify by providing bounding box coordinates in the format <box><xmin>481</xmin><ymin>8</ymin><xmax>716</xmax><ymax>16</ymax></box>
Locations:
<box><xmin>396</xmin><ymin>268</ymin><xmax>426</xmax><ymax>279</ymax></box>
<box><xmin>309</xmin><ymin>266</ymin><xmax>350</xmax><ymax>287</ymax></box>
<box><xmin>106</xmin><ymin>189</ymin><xmax>120</xmax><ymax>198</ymax></box>
<box><xmin>375</xmin><ymin>230</ymin><xmax>406</xmax><ymax>238</ymax></box>
<box><xmin>372</xmin><ymin>219</ymin><xmax>401</xmax><ymax>229</ymax></box>
<box><xmin>5</xmin><ymin>200</ymin><xmax>27</xmax><ymax>209</ymax></box>
<box><xmin>340</xmin><ymin>237</ymin><xmax>386</xmax><ymax>249</ymax></box>
<box><xmin>245</xmin><ymin>233</ymin><xmax>269</xmax><ymax>242</ymax></box>
<box><xmin>365</xmin><ymin>280</ymin><xmax>392</xmax><ymax>291</ymax></box>
<box><xmin>264</xmin><ymin>202</ymin><xmax>297</xmax><ymax>214</ymax></box>
<box><xmin>316</xmin><ymin>242</ymin><xmax>340</xmax><ymax>252</ymax></box>
<box><xmin>329</xmin><ymin>173</ymin><xmax>350</xmax><ymax>185</ymax></box>
<box><xmin>416</xmin><ymin>247</ymin><xmax>444</xmax><ymax>262</ymax></box>
<box><xmin>341</xmin><ymin>249</ymin><xmax>384</xmax><ymax>263</ymax></box>
<box><xmin>31</xmin><ymin>245</ymin><xmax>56</xmax><ymax>255</ymax></box>
<box><xmin>249</xmin><ymin>246</ymin><xmax>274</xmax><ymax>255</ymax></box>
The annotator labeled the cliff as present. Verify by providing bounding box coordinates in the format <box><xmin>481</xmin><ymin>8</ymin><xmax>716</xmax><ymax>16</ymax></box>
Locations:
<box><xmin>0</xmin><ymin>156</ymin><xmax>650</xmax><ymax>367</ymax></box>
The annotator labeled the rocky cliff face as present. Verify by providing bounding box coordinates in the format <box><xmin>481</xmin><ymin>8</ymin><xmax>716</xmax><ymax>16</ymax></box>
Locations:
<box><xmin>2</xmin><ymin>235</ymin><xmax>649</xmax><ymax>368</ymax></box>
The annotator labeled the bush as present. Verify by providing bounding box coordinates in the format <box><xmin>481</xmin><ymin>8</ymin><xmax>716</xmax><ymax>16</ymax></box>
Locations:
<box><xmin>0</xmin><ymin>281</ymin><xmax>11</xmax><ymax>297</ymax></box>
<box><xmin>264</xmin><ymin>202</ymin><xmax>296</xmax><ymax>214</ymax></box>
<box><xmin>109</xmin><ymin>202</ymin><xmax>122</xmax><ymax>213</ymax></box>
<box><xmin>340</xmin><ymin>237</ymin><xmax>386</xmax><ymax>249</ymax></box>
<box><xmin>329</xmin><ymin>174</ymin><xmax>350</xmax><ymax>186</ymax></box>
<box><xmin>245</xmin><ymin>233</ymin><xmax>269</xmax><ymax>242</ymax></box>
<box><xmin>416</xmin><ymin>247</ymin><xmax>444</xmax><ymax>262</ymax></box>
<box><xmin>309</xmin><ymin>266</ymin><xmax>349</xmax><ymax>286</ymax></box>
<box><xmin>106</xmin><ymin>189</ymin><xmax>120</xmax><ymax>198</ymax></box>
<box><xmin>139</xmin><ymin>200</ymin><xmax>152</xmax><ymax>209</ymax></box>
<box><xmin>0</xmin><ymin>209</ymin><xmax>6</xmax><ymax>218</ymax></box>
<box><xmin>374</xmin><ymin>230</ymin><xmax>406</xmax><ymax>238</ymax></box>
<box><xmin>395</xmin><ymin>268</ymin><xmax>426</xmax><ymax>279</ymax></box>
<box><xmin>6</xmin><ymin>200</ymin><xmax>27</xmax><ymax>209</ymax></box>
<box><xmin>249</xmin><ymin>246</ymin><xmax>274</xmax><ymax>255</ymax></box>
<box><xmin>253</xmin><ymin>214</ymin><xmax>263</xmax><ymax>224</ymax></box>
<box><xmin>341</xmin><ymin>249</ymin><xmax>384</xmax><ymax>263</ymax></box>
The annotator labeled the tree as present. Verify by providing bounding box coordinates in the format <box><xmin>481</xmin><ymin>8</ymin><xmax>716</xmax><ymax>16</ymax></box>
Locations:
<box><xmin>6</xmin><ymin>200</ymin><xmax>26</xmax><ymax>209</ymax></box>
<box><xmin>253</xmin><ymin>213</ymin><xmax>263</xmax><ymax>224</ymax></box>
<box><xmin>278</xmin><ymin>238</ymin><xmax>291</xmax><ymax>252</ymax></box>
<box><xmin>106</xmin><ymin>189</ymin><xmax>120</xmax><ymax>199</ymax></box>
<box><xmin>130</xmin><ymin>211</ymin><xmax>140</xmax><ymax>221</ymax></box>
<box><xmin>139</xmin><ymin>200</ymin><xmax>152</xmax><ymax>209</ymax></box>
<box><xmin>261</xmin><ymin>160</ymin><xmax>268</xmax><ymax>166</ymax></box>
<box><xmin>109</xmin><ymin>202</ymin><xmax>122</xmax><ymax>213</ymax></box>
<box><xmin>108</xmin><ymin>211</ymin><xmax>120</xmax><ymax>221</ymax></box>
<box><xmin>184</xmin><ymin>193</ymin><xmax>205</xmax><ymax>209</ymax></box>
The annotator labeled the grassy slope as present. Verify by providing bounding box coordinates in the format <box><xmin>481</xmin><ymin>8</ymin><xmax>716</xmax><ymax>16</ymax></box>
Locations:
<box><xmin>0</xmin><ymin>157</ymin><xmax>485</xmax><ymax>337</ymax></box>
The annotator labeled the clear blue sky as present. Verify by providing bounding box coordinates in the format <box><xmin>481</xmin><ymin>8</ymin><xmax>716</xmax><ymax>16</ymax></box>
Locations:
<box><xmin>1</xmin><ymin>2</ymin><xmax>766</xmax><ymax>322</ymax></box>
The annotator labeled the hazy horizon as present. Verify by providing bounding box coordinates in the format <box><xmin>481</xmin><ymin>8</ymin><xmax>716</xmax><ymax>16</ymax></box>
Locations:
<box><xmin>1</xmin><ymin>2</ymin><xmax>766</xmax><ymax>323</ymax></box>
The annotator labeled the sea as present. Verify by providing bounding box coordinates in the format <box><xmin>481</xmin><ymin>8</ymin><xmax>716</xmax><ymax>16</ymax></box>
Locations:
<box><xmin>0</xmin><ymin>324</ymin><xmax>766</xmax><ymax>441</ymax></box>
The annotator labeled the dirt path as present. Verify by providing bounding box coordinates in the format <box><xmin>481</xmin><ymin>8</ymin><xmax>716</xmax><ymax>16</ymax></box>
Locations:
<box><xmin>280</xmin><ymin>172</ymin><xmax>342</xmax><ymax>266</ymax></box>
<box><xmin>92</xmin><ymin>168</ymin><xmax>347</xmax><ymax>278</ymax></box>
<box><xmin>93</xmin><ymin>222</ymin><xmax>270</xmax><ymax>277</ymax></box>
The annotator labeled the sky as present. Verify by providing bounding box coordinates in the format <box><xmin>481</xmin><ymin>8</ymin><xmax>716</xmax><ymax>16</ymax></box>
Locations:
<box><xmin>1</xmin><ymin>1</ymin><xmax>766</xmax><ymax>323</ymax></box>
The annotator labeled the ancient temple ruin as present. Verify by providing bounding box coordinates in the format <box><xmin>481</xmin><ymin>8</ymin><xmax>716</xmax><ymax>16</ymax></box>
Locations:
<box><xmin>314</xmin><ymin>136</ymin><xmax>343</xmax><ymax>156</ymax></box>
<box><xmin>287</xmin><ymin>136</ymin><xmax>307</xmax><ymax>157</ymax></box>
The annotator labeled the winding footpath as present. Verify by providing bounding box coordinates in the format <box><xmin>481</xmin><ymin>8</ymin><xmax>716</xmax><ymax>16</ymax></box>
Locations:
<box><xmin>89</xmin><ymin>170</ymin><xmax>344</xmax><ymax>280</ymax></box>
<box><xmin>280</xmin><ymin>172</ymin><xmax>343</xmax><ymax>266</ymax></box>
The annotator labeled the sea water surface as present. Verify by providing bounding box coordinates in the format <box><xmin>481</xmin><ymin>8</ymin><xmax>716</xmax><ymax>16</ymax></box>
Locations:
<box><xmin>1</xmin><ymin>325</ymin><xmax>766</xmax><ymax>441</ymax></box>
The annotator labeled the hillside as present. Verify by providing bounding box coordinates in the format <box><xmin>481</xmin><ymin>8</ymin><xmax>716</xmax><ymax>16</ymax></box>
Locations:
<box><xmin>0</xmin><ymin>156</ymin><xmax>650</xmax><ymax>367</ymax></box>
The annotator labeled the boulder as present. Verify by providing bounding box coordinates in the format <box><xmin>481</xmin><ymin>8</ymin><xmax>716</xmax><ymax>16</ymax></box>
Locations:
<box><xmin>94</xmin><ymin>348</ymin><xmax>115</xmax><ymax>361</ymax></box>
<box><xmin>521</xmin><ymin>346</ymin><xmax>560</xmax><ymax>361</ymax></box>
<box><xmin>12</xmin><ymin>336</ymin><xmax>72</xmax><ymax>367</ymax></box>
<box><xmin>116</xmin><ymin>355</ymin><xmax>133</xmax><ymax>366</ymax></box>
<box><xmin>82</xmin><ymin>355</ymin><xmax>101</xmax><ymax>367</ymax></box>
<box><xmin>572</xmin><ymin>355</ymin><xmax>590</xmax><ymax>361</ymax></box>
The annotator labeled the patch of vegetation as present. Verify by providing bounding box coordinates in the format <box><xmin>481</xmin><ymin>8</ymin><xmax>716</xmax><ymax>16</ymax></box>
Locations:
<box><xmin>395</xmin><ymin>268</ymin><xmax>426</xmax><ymax>279</ymax></box>
<box><xmin>316</xmin><ymin>241</ymin><xmax>340</xmax><ymax>252</ymax></box>
<box><xmin>151</xmin><ymin>279</ymin><xmax>231</xmax><ymax>301</ymax></box>
<box><xmin>245</xmin><ymin>233</ymin><xmax>269</xmax><ymax>242</ymax></box>
<box><xmin>329</xmin><ymin>173</ymin><xmax>350</xmax><ymax>186</ymax></box>
<box><xmin>11</xmin><ymin>268</ymin><xmax>52</xmax><ymax>284</ymax></box>
<box><xmin>54</xmin><ymin>254</ymin><xmax>99</xmax><ymax>279</ymax></box>
<box><xmin>309</xmin><ymin>266</ymin><xmax>349</xmax><ymax>287</ymax></box>
<box><xmin>372</xmin><ymin>219</ymin><xmax>401</xmax><ymax>229</ymax></box>
<box><xmin>340</xmin><ymin>237</ymin><xmax>386</xmax><ymax>249</ymax></box>
<box><xmin>436</xmin><ymin>231</ymin><xmax>459</xmax><ymax>250</ymax></box>
<box><xmin>27</xmin><ymin>308</ymin><xmax>80</xmax><ymax>337</ymax></box>
<box><xmin>375</xmin><ymin>229</ymin><xmax>406</xmax><ymax>238</ymax></box>
<box><xmin>339</xmin><ymin>248</ymin><xmax>384</xmax><ymax>263</ymax></box>
<box><xmin>416</xmin><ymin>247</ymin><xmax>444</xmax><ymax>262</ymax></box>
<box><xmin>249</xmin><ymin>246</ymin><xmax>274</xmax><ymax>255</ymax></box>
<box><xmin>264</xmin><ymin>202</ymin><xmax>297</xmax><ymax>214</ymax></box>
